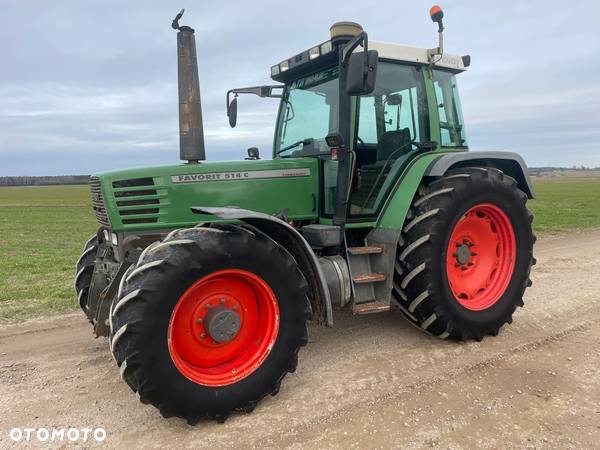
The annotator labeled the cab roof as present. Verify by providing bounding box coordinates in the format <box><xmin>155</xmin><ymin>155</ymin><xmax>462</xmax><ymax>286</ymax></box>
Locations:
<box><xmin>370</xmin><ymin>40</ymin><xmax>469</xmax><ymax>72</ymax></box>
<box><xmin>271</xmin><ymin>38</ymin><xmax>469</xmax><ymax>83</ymax></box>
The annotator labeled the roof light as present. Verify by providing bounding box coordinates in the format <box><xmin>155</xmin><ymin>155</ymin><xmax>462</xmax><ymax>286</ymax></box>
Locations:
<box><xmin>271</xmin><ymin>64</ymin><xmax>280</xmax><ymax>76</ymax></box>
<box><xmin>320</xmin><ymin>41</ymin><xmax>333</xmax><ymax>55</ymax></box>
<box><xmin>429</xmin><ymin>5</ymin><xmax>444</xmax><ymax>23</ymax></box>
<box><xmin>279</xmin><ymin>60</ymin><xmax>289</xmax><ymax>72</ymax></box>
<box><xmin>309</xmin><ymin>46</ymin><xmax>320</xmax><ymax>60</ymax></box>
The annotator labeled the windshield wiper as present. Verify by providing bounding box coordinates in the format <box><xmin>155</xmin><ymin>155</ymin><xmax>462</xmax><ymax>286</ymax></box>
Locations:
<box><xmin>275</xmin><ymin>138</ymin><xmax>311</xmax><ymax>155</ymax></box>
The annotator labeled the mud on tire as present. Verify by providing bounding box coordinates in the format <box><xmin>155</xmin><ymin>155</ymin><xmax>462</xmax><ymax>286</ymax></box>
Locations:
<box><xmin>393</xmin><ymin>167</ymin><xmax>535</xmax><ymax>341</ymax></box>
<box><xmin>108</xmin><ymin>224</ymin><xmax>310</xmax><ymax>423</ymax></box>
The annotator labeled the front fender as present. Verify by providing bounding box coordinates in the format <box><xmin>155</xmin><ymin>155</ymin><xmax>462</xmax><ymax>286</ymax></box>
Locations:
<box><xmin>192</xmin><ymin>207</ymin><xmax>333</xmax><ymax>327</ymax></box>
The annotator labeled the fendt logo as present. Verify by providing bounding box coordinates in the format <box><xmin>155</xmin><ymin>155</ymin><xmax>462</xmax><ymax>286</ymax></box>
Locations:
<box><xmin>171</xmin><ymin>168</ymin><xmax>311</xmax><ymax>184</ymax></box>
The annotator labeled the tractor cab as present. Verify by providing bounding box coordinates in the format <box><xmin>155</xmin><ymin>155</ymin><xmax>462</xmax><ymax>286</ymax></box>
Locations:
<box><xmin>228</xmin><ymin>15</ymin><xmax>471</xmax><ymax>222</ymax></box>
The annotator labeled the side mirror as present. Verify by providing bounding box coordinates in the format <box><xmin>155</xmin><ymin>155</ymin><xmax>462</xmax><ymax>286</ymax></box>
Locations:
<box><xmin>227</xmin><ymin>97</ymin><xmax>238</xmax><ymax>128</ymax></box>
<box><xmin>345</xmin><ymin>50</ymin><xmax>378</xmax><ymax>95</ymax></box>
<box><xmin>245</xmin><ymin>147</ymin><xmax>260</xmax><ymax>160</ymax></box>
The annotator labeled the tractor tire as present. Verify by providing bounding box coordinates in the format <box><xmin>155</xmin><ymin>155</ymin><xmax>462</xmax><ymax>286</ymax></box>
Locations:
<box><xmin>393</xmin><ymin>167</ymin><xmax>535</xmax><ymax>341</ymax></box>
<box><xmin>75</xmin><ymin>234</ymin><xmax>99</xmax><ymax>315</ymax></box>
<box><xmin>108</xmin><ymin>224</ymin><xmax>310</xmax><ymax>423</ymax></box>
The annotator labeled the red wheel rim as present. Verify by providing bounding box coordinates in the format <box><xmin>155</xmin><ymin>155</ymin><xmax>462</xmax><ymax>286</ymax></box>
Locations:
<box><xmin>446</xmin><ymin>203</ymin><xmax>516</xmax><ymax>311</ymax></box>
<box><xmin>168</xmin><ymin>269</ymin><xmax>279</xmax><ymax>387</ymax></box>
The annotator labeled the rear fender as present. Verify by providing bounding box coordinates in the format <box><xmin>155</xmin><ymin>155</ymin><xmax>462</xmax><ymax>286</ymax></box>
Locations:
<box><xmin>425</xmin><ymin>151</ymin><xmax>535</xmax><ymax>198</ymax></box>
<box><xmin>377</xmin><ymin>153</ymin><xmax>443</xmax><ymax>229</ymax></box>
<box><xmin>377</xmin><ymin>151</ymin><xmax>534</xmax><ymax>231</ymax></box>
<box><xmin>192</xmin><ymin>207</ymin><xmax>333</xmax><ymax>327</ymax></box>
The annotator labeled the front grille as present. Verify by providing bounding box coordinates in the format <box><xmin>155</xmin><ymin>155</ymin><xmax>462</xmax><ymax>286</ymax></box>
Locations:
<box><xmin>112</xmin><ymin>177</ymin><xmax>160</xmax><ymax>225</ymax></box>
<box><xmin>89</xmin><ymin>176</ymin><xmax>110</xmax><ymax>226</ymax></box>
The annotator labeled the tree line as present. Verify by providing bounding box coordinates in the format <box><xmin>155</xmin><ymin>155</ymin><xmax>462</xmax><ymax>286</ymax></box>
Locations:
<box><xmin>0</xmin><ymin>175</ymin><xmax>90</xmax><ymax>186</ymax></box>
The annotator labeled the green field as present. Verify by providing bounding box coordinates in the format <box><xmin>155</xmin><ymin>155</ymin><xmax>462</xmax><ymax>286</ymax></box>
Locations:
<box><xmin>0</xmin><ymin>186</ymin><xmax>97</xmax><ymax>322</ymax></box>
<box><xmin>0</xmin><ymin>177</ymin><xmax>599</xmax><ymax>323</ymax></box>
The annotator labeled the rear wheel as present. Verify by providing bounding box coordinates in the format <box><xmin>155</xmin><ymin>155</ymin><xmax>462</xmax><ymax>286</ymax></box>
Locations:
<box><xmin>109</xmin><ymin>224</ymin><xmax>310</xmax><ymax>423</ymax></box>
<box><xmin>75</xmin><ymin>234</ymin><xmax>99</xmax><ymax>316</ymax></box>
<box><xmin>393</xmin><ymin>167</ymin><xmax>535</xmax><ymax>340</ymax></box>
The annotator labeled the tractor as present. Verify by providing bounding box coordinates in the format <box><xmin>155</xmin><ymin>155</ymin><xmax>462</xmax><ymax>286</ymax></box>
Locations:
<box><xmin>75</xmin><ymin>6</ymin><xmax>535</xmax><ymax>423</ymax></box>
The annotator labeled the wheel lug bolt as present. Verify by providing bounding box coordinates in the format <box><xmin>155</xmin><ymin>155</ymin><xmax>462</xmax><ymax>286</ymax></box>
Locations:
<box><xmin>220</xmin><ymin>298</ymin><xmax>226</xmax><ymax>305</ymax></box>
<box><xmin>471</xmin><ymin>252</ymin><xmax>477</xmax><ymax>256</ymax></box>
<box><xmin>196</xmin><ymin>318</ymin><xmax>202</xmax><ymax>324</ymax></box>
<box><xmin>205</xmin><ymin>304</ymin><xmax>211</xmax><ymax>308</ymax></box>
<box><xmin>232</xmin><ymin>305</ymin><xmax>237</xmax><ymax>310</ymax></box>
<box><xmin>200</xmin><ymin>333</ymin><xmax>206</xmax><ymax>338</ymax></box>
<box><xmin>461</xmin><ymin>266</ymin><xmax>468</xmax><ymax>271</ymax></box>
<box><xmin>468</xmin><ymin>262</ymin><xmax>474</xmax><ymax>266</ymax></box>
<box><xmin>452</xmin><ymin>253</ymin><xmax>458</xmax><ymax>257</ymax></box>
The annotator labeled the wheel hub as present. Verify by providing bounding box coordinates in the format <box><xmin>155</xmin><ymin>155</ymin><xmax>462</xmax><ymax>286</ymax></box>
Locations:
<box><xmin>455</xmin><ymin>243</ymin><xmax>472</xmax><ymax>265</ymax></box>
<box><xmin>204</xmin><ymin>307</ymin><xmax>241</xmax><ymax>343</ymax></box>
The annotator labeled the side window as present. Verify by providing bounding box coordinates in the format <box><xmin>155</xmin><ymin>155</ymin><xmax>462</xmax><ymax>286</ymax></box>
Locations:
<box><xmin>357</xmin><ymin>88</ymin><xmax>420</xmax><ymax>145</ymax></box>
<box><xmin>382</xmin><ymin>87</ymin><xmax>421</xmax><ymax>142</ymax></box>
<box><xmin>357</xmin><ymin>97</ymin><xmax>378</xmax><ymax>144</ymax></box>
<box><xmin>433</xmin><ymin>70</ymin><xmax>467</xmax><ymax>147</ymax></box>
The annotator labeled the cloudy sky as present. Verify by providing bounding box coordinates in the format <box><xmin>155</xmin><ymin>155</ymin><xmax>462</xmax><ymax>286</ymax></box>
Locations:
<box><xmin>1</xmin><ymin>0</ymin><xmax>599</xmax><ymax>175</ymax></box>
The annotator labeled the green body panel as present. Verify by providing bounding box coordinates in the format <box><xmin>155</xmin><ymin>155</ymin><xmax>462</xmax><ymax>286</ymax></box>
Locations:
<box><xmin>376</xmin><ymin>150</ymin><xmax>461</xmax><ymax>229</ymax></box>
<box><xmin>96</xmin><ymin>158</ymin><xmax>319</xmax><ymax>232</ymax></box>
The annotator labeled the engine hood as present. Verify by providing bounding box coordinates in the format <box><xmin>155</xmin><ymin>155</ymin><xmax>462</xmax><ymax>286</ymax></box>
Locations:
<box><xmin>93</xmin><ymin>158</ymin><xmax>319</xmax><ymax>232</ymax></box>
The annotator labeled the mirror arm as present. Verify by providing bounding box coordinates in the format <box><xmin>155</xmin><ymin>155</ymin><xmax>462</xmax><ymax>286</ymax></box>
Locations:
<box><xmin>227</xmin><ymin>85</ymin><xmax>283</xmax><ymax>115</ymax></box>
<box><xmin>341</xmin><ymin>31</ymin><xmax>369</xmax><ymax>67</ymax></box>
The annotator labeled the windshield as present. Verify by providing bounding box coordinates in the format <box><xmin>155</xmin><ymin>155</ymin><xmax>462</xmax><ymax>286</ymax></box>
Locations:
<box><xmin>274</xmin><ymin>68</ymin><xmax>339</xmax><ymax>157</ymax></box>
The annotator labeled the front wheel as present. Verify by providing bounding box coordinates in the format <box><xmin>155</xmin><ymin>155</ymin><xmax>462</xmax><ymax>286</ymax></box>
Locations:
<box><xmin>393</xmin><ymin>167</ymin><xmax>535</xmax><ymax>340</ymax></box>
<box><xmin>109</xmin><ymin>224</ymin><xmax>310</xmax><ymax>423</ymax></box>
<box><xmin>75</xmin><ymin>234</ymin><xmax>99</xmax><ymax>316</ymax></box>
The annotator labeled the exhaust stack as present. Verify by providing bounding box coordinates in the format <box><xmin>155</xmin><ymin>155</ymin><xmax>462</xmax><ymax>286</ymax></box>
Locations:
<box><xmin>172</xmin><ymin>9</ymin><xmax>205</xmax><ymax>163</ymax></box>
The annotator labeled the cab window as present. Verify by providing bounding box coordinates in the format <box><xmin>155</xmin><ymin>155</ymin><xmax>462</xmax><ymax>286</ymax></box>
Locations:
<box><xmin>433</xmin><ymin>70</ymin><xmax>467</xmax><ymax>147</ymax></box>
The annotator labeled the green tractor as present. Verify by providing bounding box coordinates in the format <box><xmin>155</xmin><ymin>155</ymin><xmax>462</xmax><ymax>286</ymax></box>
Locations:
<box><xmin>75</xmin><ymin>6</ymin><xmax>535</xmax><ymax>422</ymax></box>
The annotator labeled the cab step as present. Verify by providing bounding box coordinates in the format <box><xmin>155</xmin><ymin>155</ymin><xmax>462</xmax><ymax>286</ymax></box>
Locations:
<box><xmin>352</xmin><ymin>273</ymin><xmax>386</xmax><ymax>284</ymax></box>
<box><xmin>347</xmin><ymin>245</ymin><xmax>384</xmax><ymax>255</ymax></box>
<box><xmin>352</xmin><ymin>301</ymin><xmax>391</xmax><ymax>315</ymax></box>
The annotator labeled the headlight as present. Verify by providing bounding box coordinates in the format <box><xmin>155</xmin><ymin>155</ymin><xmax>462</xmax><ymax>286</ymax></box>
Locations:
<box><xmin>111</xmin><ymin>232</ymin><xmax>118</xmax><ymax>246</ymax></box>
<box><xmin>271</xmin><ymin>64</ymin><xmax>280</xmax><ymax>76</ymax></box>
<box><xmin>279</xmin><ymin>60</ymin><xmax>289</xmax><ymax>72</ymax></box>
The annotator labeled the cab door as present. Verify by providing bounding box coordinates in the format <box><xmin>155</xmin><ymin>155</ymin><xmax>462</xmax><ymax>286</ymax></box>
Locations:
<box><xmin>349</xmin><ymin>62</ymin><xmax>429</xmax><ymax>216</ymax></box>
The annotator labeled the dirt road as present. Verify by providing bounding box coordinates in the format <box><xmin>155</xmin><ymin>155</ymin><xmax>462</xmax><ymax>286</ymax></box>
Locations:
<box><xmin>2</xmin><ymin>231</ymin><xmax>600</xmax><ymax>449</ymax></box>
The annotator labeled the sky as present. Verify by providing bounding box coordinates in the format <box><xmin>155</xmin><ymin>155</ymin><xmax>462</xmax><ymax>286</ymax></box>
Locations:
<box><xmin>1</xmin><ymin>0</ymin><xmax>599</xmax><ymax>176</ymax></box>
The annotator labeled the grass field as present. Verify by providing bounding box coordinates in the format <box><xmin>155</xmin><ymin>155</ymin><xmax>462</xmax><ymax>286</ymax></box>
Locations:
<box><xmin>0</xmin><ymin>176</ymin><xmax>599</xmax><ymax>323</ymax></box>
<box><xmin>0</xmin><ymin>186</ymin><xmax>97</xmax><ymax>322</ymax></box>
